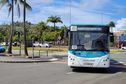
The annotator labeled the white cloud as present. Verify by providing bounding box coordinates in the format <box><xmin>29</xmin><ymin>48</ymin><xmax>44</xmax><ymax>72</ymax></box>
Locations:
<box><xmin>27</xmin><ymin>0</ymin><xmax>53</xmax><ymax>6</ymax></box>
<box><xmin>80</xmin><ymin>0</ymin><xmax>110</xmax><ymax>9</ymax></box>
<box><xmin>26</xmin><ymin>0</ymin><xmax>114</xmax><ymax>26</ymax></box>
<box><xmin>70</xmin><ymin>6</ymin><xmax>113</xmax><ymax>25</ymax></box>
<box><xmin>0</xmin><ymin>0</ymin><xmax>117</xmax><ymax>26</ymax></box>
<box><xmin>114</xmin><ymin>18</ymin><xmax>126</xmax><ymax>32</ymax></box>
<box><xmin>0</xmin><ymin>7</ymin><xmax>11</xmax><ymax>24</ymax></box>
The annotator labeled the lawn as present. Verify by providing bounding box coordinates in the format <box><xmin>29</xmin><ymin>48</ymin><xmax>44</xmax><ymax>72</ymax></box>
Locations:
<box><xmin>12</xmin><ymin>46</ymin><xmax>68</xmax><ymax>52</ymax></box>
<box><xmin>4</xmin><ymin>46</ymin><xmax>126</xmax><ymax>54</ymax></box>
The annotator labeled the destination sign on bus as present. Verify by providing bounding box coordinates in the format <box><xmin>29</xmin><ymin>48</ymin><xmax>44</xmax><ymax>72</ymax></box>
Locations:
<box><xmin>70</xmin><ymin>26</ymin><xmax>109</xmax><ymax>32</ymax></box>
<box><xmin>77</xmin><ymin>27</ymin><xmax>102</xmax><ymax>31</ymax></box>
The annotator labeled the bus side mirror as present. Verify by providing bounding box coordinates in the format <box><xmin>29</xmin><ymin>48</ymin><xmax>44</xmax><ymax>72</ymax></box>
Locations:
<box><xmin>64</xmin><ymin>31</ymin><xmax>69</xmax><ymax>38</ymax></box>
<box><xmin>110</xmin><ymin>33</ymin><xmax>114</xmax><ymax>42</ymax></box>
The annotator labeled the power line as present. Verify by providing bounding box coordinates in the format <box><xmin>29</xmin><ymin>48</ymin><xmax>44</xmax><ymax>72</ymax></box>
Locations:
<box><xmin>69</xmin><ymin>0</ymin><xmax>72</xmax><ymax>26</ymax></box>
<box><xmin>69</xmin><ymin>1</ymin><xmax>116</xmax><ymax>24</ymax></box>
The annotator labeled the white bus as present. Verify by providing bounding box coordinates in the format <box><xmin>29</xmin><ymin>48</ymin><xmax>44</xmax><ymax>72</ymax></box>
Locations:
<box><xmin>68</xmin><ymin>24</ymin><xmax>110</xmax><ymax>68</ymax></box>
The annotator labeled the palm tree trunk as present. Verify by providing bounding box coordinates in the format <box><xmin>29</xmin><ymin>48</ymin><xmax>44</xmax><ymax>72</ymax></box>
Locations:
<box><xmin>54</xmin><ymin>22</ymin><xmax>56</xmax><ymax>29</ymax></box>
<box><xmin>7</xmin><ymin>0</ymin><xmax>14</xmax><ymax>54</ymax></box>
<box><xmin>23</xmin><ymin>0</ymin><xmax>28</xmax><ymax>56</ymax></box>
<box><xmin>54</xmin><ymin>22</ymin><xmax>56</xmax><ymax>45</ymax></box>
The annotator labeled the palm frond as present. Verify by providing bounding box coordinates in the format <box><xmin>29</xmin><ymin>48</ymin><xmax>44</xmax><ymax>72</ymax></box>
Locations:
<box><xmin>7</xmin><ymin>3</ymin><xmax>12</xmax><ymax>17</ymax></box>
<box><xmin>17</xmin><ymin>3</ymin><xmax>20</xmax><ymax>17</ymax></box>
<box><xmin>14</xmin><ymin>0</ymin><xmax>17</xmax><ymax>4</ymax></box>
<box><xmin>0</xmin><ymin>0</ymin><xmax>9</xmax><ymax>9</ymax></box>
<box><xmin>20</xmin><ymin>0</ymin><xmax>32</xmax><ymax>11</ymax></box>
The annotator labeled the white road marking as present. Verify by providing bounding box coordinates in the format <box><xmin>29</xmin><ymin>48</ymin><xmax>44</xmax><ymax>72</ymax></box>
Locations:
<box><xmin>49</xmin><ymin>58</ymin><xmax>58</xmax><ymax>61</ymax></box>
<box><xmin>119</xmin><ymin>62</ymin><xmax>125</xmax><ymax>64</ymax></box>
<box><xmin>66</xmin><ymin>72</ymin><xmax>74</xmax><ymax>75</ymax></box>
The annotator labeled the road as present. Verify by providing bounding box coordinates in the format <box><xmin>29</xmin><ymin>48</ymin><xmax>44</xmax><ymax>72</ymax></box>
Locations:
<box><xmin>0</xmin><ymin>53</ymin><xmax>126</xmax><ymax>84</ymax></box>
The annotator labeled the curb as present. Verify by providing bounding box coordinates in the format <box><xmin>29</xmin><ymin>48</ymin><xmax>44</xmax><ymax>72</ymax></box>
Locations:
<box><xmin>0</xmin><ymin>60</ymin><xmax>50</xmax><ymax>63</ymax></box>
<box><xmin>0</xmin><ymin>58</ymin><xmax>59</xmax><ymax>63</ymax></box>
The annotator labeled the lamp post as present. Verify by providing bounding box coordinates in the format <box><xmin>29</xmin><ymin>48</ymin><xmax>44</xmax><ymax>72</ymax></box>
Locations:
<box><xmin>32</xmin><ymin>37</ymin><xmax>34</xmax><ymax>59</ymax></box>
<box><xmin>17</xmin><ymin>31</ymin><xmax>21</xmax><ymax>56</ymax></box>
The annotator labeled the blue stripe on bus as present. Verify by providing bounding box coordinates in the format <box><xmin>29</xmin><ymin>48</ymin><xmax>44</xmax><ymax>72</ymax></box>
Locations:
<box><xmin>69</xmin><ymin>50</ymin><xmax>109</xmax><ymax>58</ymax></box>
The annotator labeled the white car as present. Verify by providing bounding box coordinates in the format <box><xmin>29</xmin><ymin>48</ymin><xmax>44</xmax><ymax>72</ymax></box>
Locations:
<box><xmin>0</xmin><ymin>42</ymin><xmax>8</xmax><ymax>46</ymax></box>
<box><xmin>39</xmin><ymin>43</ymin><xmax>52</xmax><ymax>48</ymax></box>
<box><xmin>33</xmin><ymin>42</ymin><xmax>40</xmax><ymax>47</ymax></box>
<box><xmin>0</xmin><ymin>42</ymin><xmax>6</xmax><ymax>46</ymax></box>
<box><xmin>121</xmin><ymin>46</ymin><xmax>126</xmax><ymax>50</ymax></box>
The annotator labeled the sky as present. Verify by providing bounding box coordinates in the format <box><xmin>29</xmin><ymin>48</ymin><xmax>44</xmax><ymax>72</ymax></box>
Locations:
<box><xmin>0</xmin><ymin>0</ymin><xmax>126</xmax><ymax>32</ymax></box>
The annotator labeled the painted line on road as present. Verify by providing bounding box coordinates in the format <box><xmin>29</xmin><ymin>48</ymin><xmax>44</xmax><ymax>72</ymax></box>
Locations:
<box><xmin>119</xmin><ymin>62</ymin><xmax>125</xmax><ymax>64</ymax></box>
<box><xmin>118</xmin><ymin>61</ymin><xmax>126</xmax><ymax>66</ymax></box>
<box><xmin>51</xmin><ymin>61</ymin><xmax>67</xmax><ymax>64</ymax></box>
<box><xmin>66</xmin><ymin>72</ymin><xmax>75</xmax><ymax>75</ymax></box>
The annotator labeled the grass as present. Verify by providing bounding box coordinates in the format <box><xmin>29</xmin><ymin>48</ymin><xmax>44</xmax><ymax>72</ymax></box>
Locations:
<box><xmin>5</xmin><ymin>46</ymin><xmax>126</xmax><ymax>54</ymax></box>
<box><xmin>12</xmin><ymin>46</ymin><xmax>68</xmax><ymax>52</ymax></box>
<box><xmin>110</xmin><ymin>49</ymin><xmax>126</xmax><ymax>54</ymax></box>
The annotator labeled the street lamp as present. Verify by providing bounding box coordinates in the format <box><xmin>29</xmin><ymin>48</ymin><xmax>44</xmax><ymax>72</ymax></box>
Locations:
<box><xmin>17</xmin><ymin>31</ymin><xmax>21</xmax><ymax>56</ymax></box>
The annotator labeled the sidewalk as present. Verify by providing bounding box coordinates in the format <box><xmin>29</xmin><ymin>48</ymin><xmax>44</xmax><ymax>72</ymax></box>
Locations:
<box><xmin>0</xmin><ymin>54</ymin><xmax>59</xmax><ymax>63</ymax></box>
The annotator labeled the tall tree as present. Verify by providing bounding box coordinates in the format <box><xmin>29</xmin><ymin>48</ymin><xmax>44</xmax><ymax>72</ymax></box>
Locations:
<box><xmin>23</xmin><ymin>0</ymin><xmax>32</xmax><ymax>56</ymax></box>
<box><xmin>108</xmin><ymin>21</ymin><xmax>115</xmax><ymax>44</ymax></box>
<box><xmin>32</xmin><ymin>21</ymin><xmax>48</xmax><ymax>43</ymax></box>
<box><xmin>108</xmin><ymin>21</ymin><xmax>115</xmax><ymax>32</ymax></box>
<box><xmin>0</xmin><ymin>0</ymin><xmax>31</xmax><ymax>55</ymax></box>
<box><xmin>47</xmin><ymin>16</ymin><xmax>63</xmax><ymax>29</ymax></box>
<box><xmin>8</xmin><ymin>0</ymin><xmax>14</xmax><ymax>54</ymax></box>
<box><xmin>0</xmin><ymin>0</ymin><xmax>14</xmax><ymax>54</ymax></box>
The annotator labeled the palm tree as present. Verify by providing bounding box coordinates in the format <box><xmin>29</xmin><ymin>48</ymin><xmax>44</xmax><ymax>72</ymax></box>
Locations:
<box><xmin>108</xmin><ymin>21</ymin><xmax>115</xmax><ymax>44</ymax></box>
<box><xmin>108</xmin><ymin>21</ymin><xmax>115</xmax><ymax>32</ymax></box>
<box><xmin>0</xmin><ymin>0</ymin><xmax>14</xmax><ymax>54</ymax></box>
<box><xmin>23</xmin><ymin>0</ymin><xmax>32</xmax><ymax>56</ymax></box>
<box><xmin>0</xmin><ymin>0</ymin><xmax>31</xmax><ymax>55</ymax></box>
<box><xmin>8</xmin><ymin>0</ymin><xmax>14</xmax><ymax>54</ymax></box>
<box><xmin>33</xmin><ymin>21</ymin><xmax>48</xmax><ymax>43</ymax></box>
<box><xmin>47</xmin><ymin>16</ymin><xmax>63</xmax><ymax>29</ymax></box>
<box><xmin>8</xmin><ymin>0</ymin><xmax>31</xmax><ymax>56</ymax></box>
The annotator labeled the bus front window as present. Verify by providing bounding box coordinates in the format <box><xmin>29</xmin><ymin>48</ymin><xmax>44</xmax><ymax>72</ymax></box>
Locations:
<box><xmin>70</xmin><ymin>32</ymin><xmax>108</xmax><ymax>51</ymax></box>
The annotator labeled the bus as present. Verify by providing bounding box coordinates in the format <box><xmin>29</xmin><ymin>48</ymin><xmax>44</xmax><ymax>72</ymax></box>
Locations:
<box><xmin>68</xmin><ymin>24</ymin><xmax>110</xmax><ymax>68</ymax></box>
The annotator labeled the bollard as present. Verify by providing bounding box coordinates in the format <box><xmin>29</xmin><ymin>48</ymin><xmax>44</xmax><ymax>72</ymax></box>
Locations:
<box><xmin>32</xmin><ymin>47</ymin><xmax>34</xmax><ymax>59</ymax></box>
<box><xmin>39</xmin><ymin>50</ymin><xmax>40</xmax><ymax>57</ymax></box>
<box><xmin>46</xmin><ymin>50</ymin><xmax>48</xmax><ymax>57</ymax></box>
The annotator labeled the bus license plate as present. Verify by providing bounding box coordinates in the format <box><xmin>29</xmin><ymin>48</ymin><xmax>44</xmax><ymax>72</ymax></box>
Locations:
<box><xmin>83</xmin><ymin>63</ymin><xmax>93</xmax><ymax>66</ymax></box>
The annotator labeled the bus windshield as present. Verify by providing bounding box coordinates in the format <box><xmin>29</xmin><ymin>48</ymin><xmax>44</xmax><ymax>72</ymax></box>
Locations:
<box><xmin>70</xmin><ymin>32</ymin><xmax>109</xmax><ymax>51</ymax></box>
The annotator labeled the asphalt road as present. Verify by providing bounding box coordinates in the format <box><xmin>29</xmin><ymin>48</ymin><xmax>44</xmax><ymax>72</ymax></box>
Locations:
<box><xmin>0</xmin><ymin>53</ymin><xmax>126</xmax><ymax>84</ymax></box>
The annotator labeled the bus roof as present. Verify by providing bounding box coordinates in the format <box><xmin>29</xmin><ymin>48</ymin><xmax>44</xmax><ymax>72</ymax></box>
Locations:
<box><xmin>71</xmin><ymin>24</ymin><xmax>109</xmax><ymax>27</ymax></box>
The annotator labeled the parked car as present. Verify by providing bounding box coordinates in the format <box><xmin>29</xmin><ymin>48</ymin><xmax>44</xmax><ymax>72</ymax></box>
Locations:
<box><xmin>0</xmin><ymin>45</ymin><xmax>5</xmax><ymax>53</ymax></box>
<box><xmin>39</xmin><ymin>43</ymin><xmax>52</xmax><ymax>48</ymax></box>
<box><xmin>121</xmin><ymin>46</ymin><xmax>126</xmax><ymax>50</ymax></box>
<box><xmin>33</xmin><ymin>42</ymin><xmax>40</xmax><ymax>47</ymax></box>
<box><xmin>0</xmin><ymin>42</ymin><xmax>6</xmax><ymax>46</ymax></box>
<box><xmin>12</xmin><ymin>42</ymin><xmax>20</xmax><ymax>46</ymax></box>
<box><xmin>0</xmin><ymin>42</ymin><xmax>9</xmax><ymax>46</ymax></box>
